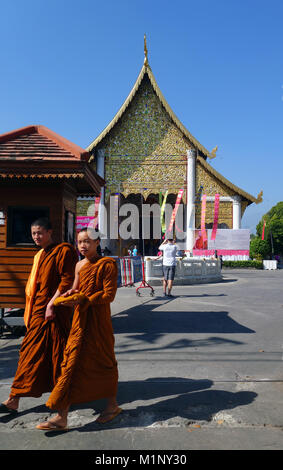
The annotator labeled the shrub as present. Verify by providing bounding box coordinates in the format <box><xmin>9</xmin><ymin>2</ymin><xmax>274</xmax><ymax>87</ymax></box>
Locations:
<box><xmin>249</xmin><ymin>237</ymin><xmax>269</xmax><ymax>259</ymax></box>
<box><xmin>222</xmin><ymin>260</ymin><xmax>263</xmax><ymax>269</ymax></box>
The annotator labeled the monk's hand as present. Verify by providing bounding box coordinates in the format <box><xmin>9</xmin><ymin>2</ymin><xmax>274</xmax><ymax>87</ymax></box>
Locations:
<box><xmin>61</xmin><ymin>288</ymin><xmax>79</xmax><ymax>297</ymax></box>
<box><xmin>45</xmin><ymin>303</ymin><xmax>55</xmax><ymax>321</ymax></box>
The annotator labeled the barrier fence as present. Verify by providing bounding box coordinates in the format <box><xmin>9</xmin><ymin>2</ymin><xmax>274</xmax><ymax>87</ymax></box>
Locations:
<box><xmin>113</xmin><ymin>256</ymin><xmax>143</xmax><ymax>287</ymax></box>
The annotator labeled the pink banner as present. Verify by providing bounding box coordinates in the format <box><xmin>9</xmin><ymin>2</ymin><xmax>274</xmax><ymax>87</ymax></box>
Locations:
<box><xmin>201</xmin><ymin>194</ymin><xmax>207</xmax><ymax>244</ymax></box>
<box><xmin>211</xmin><ymin>194</ymin><xmax>220</xmax><ymax>241</ymax></box>
<box><xmin>193</xmin><ymin>249</ymin><xmax>249</xmax><ymax>256</ymax></box>
<box><xmin>167</xmin><ymin>188</ymin><xmax>184</xmax><ymax>234</ymax></box>
<box><xmin>192</xmin><ymin>249</ymin><xmax>215</xmax><ymax>256</ymax></box>
<box><xmin>76</xmin><ymin>216</ymin><xmax>94</xmax><ymax>231</ymax></box>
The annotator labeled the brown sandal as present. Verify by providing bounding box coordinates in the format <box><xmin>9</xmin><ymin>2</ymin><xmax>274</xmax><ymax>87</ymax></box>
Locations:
<box><xmin>36</xmin><ymin>421</ymin><xmax>68</xmax><ymax>431</ymax></box>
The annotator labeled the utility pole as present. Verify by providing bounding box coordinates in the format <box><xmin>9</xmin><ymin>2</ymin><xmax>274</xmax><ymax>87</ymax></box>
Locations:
<box><xmin>270</xmin><ymin>230</ymin><xmax>274</xmax><ymax>258</ymax></box>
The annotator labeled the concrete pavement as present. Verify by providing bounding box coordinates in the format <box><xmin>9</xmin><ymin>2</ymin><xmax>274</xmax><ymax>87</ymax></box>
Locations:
<box><xmin>1</xmin><ymin>269</ymin><xmax>283</xmax><ymax>451</ymax></box>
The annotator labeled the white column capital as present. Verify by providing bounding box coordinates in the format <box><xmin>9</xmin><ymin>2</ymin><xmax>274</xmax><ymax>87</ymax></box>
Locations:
<box><xmin>231</xmin><ymin>195</ymin><xmax>241</xmax><ymax>204</ymax></box>
<box><xmin>187</xmin><ymin>148</ymin><xmax>197</xmax><ymax>159</ymax></box>
<box><xmin>97</xmin><ymin>148</ymin><xmax>105</xmax><ymax>158</ymax></box>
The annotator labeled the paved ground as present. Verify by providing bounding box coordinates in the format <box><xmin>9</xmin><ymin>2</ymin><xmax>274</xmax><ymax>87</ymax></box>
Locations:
<box><xmin>1</xmin><ymin>268</ymin><xmax>283</xmax><ymax>452</ymax></box>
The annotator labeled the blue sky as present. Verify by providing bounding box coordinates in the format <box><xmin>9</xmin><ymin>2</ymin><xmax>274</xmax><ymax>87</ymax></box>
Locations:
<box><xmin>1</xmin><ymin>0</ymin><xmax>282</xmax><ymax>233</ymax></box>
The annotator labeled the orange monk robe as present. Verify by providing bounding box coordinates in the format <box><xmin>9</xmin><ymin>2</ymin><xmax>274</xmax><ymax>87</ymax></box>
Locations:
<box><xmin>10</xmin><ymin>243</ymin><xmax>78</xmax><ymax>398</ymax></box>
<box><xmin>46</xmin><ymin>257</ymin><xmax>119</xmax><ymax>410</ymax></box>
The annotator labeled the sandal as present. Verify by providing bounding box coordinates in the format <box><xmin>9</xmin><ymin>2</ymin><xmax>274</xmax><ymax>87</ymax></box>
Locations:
<box><xmin>36</xmin><ymin>421</ymin><xmax>68</xmax><ymax>431</ymax></box>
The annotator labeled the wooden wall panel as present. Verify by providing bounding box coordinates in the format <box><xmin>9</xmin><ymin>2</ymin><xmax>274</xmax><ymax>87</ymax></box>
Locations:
<box><xmin>0</xmin><ymin>248</ymin><xmax>36</xmax><ymax>308</ymax></box>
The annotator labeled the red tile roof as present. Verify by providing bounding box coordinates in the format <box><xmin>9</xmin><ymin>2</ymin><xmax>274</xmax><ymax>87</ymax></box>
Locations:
<box><xmin>0</xmin><ymin>125</ymin><xmax>89</xmax><ymax>161</ymax></box>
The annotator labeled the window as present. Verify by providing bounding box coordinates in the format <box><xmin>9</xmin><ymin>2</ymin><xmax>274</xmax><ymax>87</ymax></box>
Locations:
<box><xmin>7</xmin><ymin>207</ymin><xmax>49</xmax><ymax>246</ymax></box>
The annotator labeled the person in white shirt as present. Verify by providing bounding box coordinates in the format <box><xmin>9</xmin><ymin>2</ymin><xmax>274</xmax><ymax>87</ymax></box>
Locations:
<box><xmin>158</xmin><ymin>238</ymin><xmax>179</xmax><ymax>297</ymax></box>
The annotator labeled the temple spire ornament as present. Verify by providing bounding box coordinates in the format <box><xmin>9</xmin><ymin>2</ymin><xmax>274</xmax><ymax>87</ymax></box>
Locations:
<box><xmin>256</xmin><ymin>190</ymin><xmax>263</xmax><ymax>204</ymax></box>
<box><xmin>209</xmin><ymin>145</ymin><xmax>218</xmax><ymax>159</ymax></box>
<box><xmin>144</xmin><ymin>34</ymin><xmax>149</xmax><ymax>66</ymax></box>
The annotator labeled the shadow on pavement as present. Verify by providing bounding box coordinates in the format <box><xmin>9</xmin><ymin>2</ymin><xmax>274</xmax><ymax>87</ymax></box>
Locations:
<box><xmin>0</xmin><ymin>377</ymin><xmax>257</xmax><ymax>435</ymax></box>
<box><xmin>112</xmin><ymin>304</ymin><xmax>255</xmax><ymax>337</ymax></box>
<box><xmin>38</xmin><ymin>377</ymin><xmax>257</xmax><ymax>436</ymax></box>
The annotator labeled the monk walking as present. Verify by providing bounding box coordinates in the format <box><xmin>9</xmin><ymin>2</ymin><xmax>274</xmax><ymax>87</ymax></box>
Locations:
<box><xmin>36</xmin><ymin>227</ymin><xmax>121</xmax><ymax>431</ymax></box>
<box><xmin>0</xmin><ymin>218</ymin><xmax>78</xmax><ymax>413</ymax></box>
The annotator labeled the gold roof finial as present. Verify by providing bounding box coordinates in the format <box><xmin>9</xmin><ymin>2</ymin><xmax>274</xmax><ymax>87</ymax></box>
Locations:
<box><xmin>144</xmin><ymin>34</ymin><xmax>149</xmax><ymax>66</ymax></box>
<box><xmin>256</xmin><ymin>190</ymin><xmax>263</xmax><ymax>204</ymax></box>
<box><xmin>209</xmin><ymin>145</ymin><xmax>218</xmax><ymax>159</ymax></box>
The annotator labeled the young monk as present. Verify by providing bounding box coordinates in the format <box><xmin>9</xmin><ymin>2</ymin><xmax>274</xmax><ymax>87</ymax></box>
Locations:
<box><xmin>36</xmin><ymin>227</ymin><xmax>121</xmax><ymax>430</ymax></box>
<box><xmin>0</xmin><ymin>218</ymin><xmax>78</xmax><ymax>413</ymax></box>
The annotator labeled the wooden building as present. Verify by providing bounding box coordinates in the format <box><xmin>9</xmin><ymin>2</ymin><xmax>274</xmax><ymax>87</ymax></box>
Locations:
<box><xmin>85</xmin><ymin>37</ymin><xmax>262</xmax><ymax>256</ymax></box>
<box><xmin>0</xmin><ymin>125</ymin><xmax>104</xmax><ymax>309</ymax></box>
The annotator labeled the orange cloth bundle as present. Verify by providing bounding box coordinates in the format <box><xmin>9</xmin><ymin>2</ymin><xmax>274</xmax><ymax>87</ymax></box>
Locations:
<box><xmin>54</xmin><ymin>292</ymin><xmax>89</xmax><ymax>310</ymax></box>
<box><xmin>24</xmin><ymin>248</ymin><xmax>44</xmax><ymax>327</ymax></box>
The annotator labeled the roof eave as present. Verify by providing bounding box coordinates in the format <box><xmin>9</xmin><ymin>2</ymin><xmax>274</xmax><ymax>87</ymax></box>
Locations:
<box><xmin>0</xmin><ymin>160</ymin><xmax>105</xmax><ymax>195</ymax></box>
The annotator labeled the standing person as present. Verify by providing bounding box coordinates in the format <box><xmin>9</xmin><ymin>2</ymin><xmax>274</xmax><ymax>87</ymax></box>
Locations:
<box><xmin>132</xmin><ymin>245</ymin><xmax>138</xmax><ymax>256</ymax></box>
<box><xmin>0</xmin><ymin>218</ymin><xmax>78</xmax><ymax>413</ymax></box>
<box><xmin>36</xmin><ymin>227</ymin><xmax>121</xmax><ymax>431</ymax></box>
<box><xmin>158</xmin><ymin>238</ymin><xmax>179</xmax><ymax>298</ymax></box>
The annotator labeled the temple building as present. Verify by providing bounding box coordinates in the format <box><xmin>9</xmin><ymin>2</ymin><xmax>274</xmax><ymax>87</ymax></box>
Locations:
<box><xmin>83</xmin><ymin>37</ymin><xmax>262</xmax><ymax>256</ymax></box>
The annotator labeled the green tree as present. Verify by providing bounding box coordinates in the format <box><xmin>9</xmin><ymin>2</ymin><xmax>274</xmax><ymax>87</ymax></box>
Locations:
<box><xmin>249</xmin><ymin>237</ymin><xmax>269</xmax><ymax>260</ymax></box>
<box><xmin>256</xmin><ymin>202</ymin><xmax>283</xmax><ymax>256</ymax></box>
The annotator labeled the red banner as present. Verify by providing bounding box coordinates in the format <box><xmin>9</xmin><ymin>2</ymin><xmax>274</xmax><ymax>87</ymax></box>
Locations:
<box><xmin>201</xmin><ymin>194</ymin><xmax>207</xmax><ymax>244</ymax></box>
<box><xmin>166</xmin><ymin>188</ymin><xmax>184</xmax><ymax>235</ymax></box>
<box><xmin>261</xmin><ymin>220</ymin><xmax>266</xmax><ymax>240</ymax></box>
<box><xmin>211</xmin><ymin>194</ymin><xmax>220</xmax><ymax>241</ymax></box>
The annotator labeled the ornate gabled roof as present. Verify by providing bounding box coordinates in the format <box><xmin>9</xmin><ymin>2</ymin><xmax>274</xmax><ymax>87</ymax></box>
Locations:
<box><xmin>87</xmin><ymin>53</ymin><xmax>213</xmax><ymax>159</ymax></box>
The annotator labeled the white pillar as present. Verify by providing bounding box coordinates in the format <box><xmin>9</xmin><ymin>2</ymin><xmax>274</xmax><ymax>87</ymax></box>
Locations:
<box><xmin>232</xmin><ymin>195</ymin><xmax>241</xmax><ymax>229</ymax></box>
<box><xmin>96</xmin><ymin>149</ymin><xmax>106</xmax><ymax>239</ymax></box>
<box><xmin>186</xmin><ymin>148</ymin><xmax>196</xmax><ymax>253</ymax></box>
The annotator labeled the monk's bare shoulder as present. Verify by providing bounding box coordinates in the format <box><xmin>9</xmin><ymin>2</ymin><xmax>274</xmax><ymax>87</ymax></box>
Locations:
<box><xmin>76</xmin><ymin>258</ymin><xmax>88</xmax><ymax>273</ymax></box>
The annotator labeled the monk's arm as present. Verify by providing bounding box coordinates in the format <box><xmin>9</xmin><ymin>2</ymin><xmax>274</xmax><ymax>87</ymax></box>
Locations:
<box><xmin>60</xmin><ymin>260</ymin><xmax>81</xmax><ymax>297</ymax></box>
<box><xmin>87</xmin><ymin>262</ymin><xmax>118</xmax><ymax>305</ymax></box>
<box><xmin>45</xmin><ymin>246</ymin><xmax>78</xmax><ymax>320</ymax></box>
<box><xmin>45</xmin><ymin>289</ymin><xmax>64</xmax><ymax>320</ymax></box>
<box><xmin>57</xmin><ymin>246</ymin><xmax>78</xmax><ymax>294</ymax></box>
